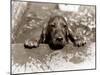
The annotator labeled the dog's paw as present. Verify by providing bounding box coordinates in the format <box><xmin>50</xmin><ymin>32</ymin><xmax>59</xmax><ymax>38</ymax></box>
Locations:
<box><xmin>24</xmin><ymin>39</ymin><xmax>39</xmax><ymax>49</ymax></box>
<box><xmin>74</xmin><ymin>37</ymin><xmax>86</xmax><ymax>47</ymax></box>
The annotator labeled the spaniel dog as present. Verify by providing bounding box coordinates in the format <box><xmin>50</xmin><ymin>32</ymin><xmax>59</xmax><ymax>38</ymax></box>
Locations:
<box><xmin>24</xmin><ymin>15</ymin><xmax>86</xmax><ymax>50</ymax></box>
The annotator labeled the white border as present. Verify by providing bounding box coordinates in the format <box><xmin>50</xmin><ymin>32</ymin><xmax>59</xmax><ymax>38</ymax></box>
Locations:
<box><xmin>0</xmin><ymin>0</ymin><xmax>100</xmax><ymax>75</ymax></box>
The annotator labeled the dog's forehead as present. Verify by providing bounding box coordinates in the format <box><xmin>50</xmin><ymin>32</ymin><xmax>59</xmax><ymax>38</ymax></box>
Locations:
<box><xmin>51</xmin><ymin>16</ymin><xmax>67</xmax><ymax>24</ymax></box>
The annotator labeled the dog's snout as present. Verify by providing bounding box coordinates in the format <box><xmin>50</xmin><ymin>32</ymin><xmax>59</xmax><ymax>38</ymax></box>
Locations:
<box><xmin>56</xmin><ymin>37</ymin><xmax>63</xmax><ymax>41</ymax></box>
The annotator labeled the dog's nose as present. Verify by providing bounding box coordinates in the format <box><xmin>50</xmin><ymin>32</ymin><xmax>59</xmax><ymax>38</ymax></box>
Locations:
<box><xmin>56</xmin><ymin>37</ymin><xmax>63</xmax><ymax>41</ymax></box>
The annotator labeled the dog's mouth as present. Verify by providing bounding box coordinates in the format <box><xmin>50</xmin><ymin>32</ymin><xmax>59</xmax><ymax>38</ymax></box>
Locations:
<box><xmin>49</xmin><ymin>40</ymin><xmax>65</xmax><ymax>50</ymax></box>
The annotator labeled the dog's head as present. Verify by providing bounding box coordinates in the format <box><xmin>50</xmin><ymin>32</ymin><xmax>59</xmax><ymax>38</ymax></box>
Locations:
<box><xmin>43</xmin><ymin>15</ymin><xmax>69</xmax><ymax>49</ymax></box>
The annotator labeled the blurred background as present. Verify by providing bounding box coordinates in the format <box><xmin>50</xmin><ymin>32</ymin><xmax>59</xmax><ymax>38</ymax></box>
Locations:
<box><xmin>12</xmin><ymin>1</ymin><xmax>96</xmax><ymax>44</ymax></box>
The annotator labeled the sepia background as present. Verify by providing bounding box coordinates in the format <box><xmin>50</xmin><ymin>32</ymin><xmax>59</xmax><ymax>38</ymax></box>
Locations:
<box><xmin>11</xmin><ymin>0</ymin><xmax>96</xmax><ymax>74</ymax></box>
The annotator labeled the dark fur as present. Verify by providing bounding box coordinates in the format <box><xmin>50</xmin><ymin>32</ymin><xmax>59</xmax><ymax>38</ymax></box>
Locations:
<box><xmin>24</xmin><ymin>15</ymin><xmax>86</xmax><ymax>50</ymax></box>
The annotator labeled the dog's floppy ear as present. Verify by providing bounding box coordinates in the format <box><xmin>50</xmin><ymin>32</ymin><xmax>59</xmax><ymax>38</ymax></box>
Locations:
<box><xmin>63</xmin><ymin>16</ymin><xmax>70</xmax><ymax>36</ymax></box>
<box><xmin>63</xmin><ymin>16</ymin><xmax>74</xmax><ymax>42</ymax></box>
<box><xmin>63</xmin><ymin>16</ymin><xmax>76</xmax><ymax>43</ymax></box>
<box><xmin>40</xmin><ymin>23</ymin><xmax>47</xmax><ymax>43</ymax></box>
<box><xmin>40</xmin><ymin>16</ymin><xmax>53</xmax><ymax>43</ymax></box>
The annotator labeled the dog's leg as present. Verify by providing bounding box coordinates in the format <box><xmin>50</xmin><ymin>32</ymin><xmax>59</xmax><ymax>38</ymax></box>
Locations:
<box><xmin>24</xmin><ymin>37</ymin><xmax>40</xmax><ymax>49</ymax></box>
<box><xmin>69</xmin><ymin>34</ymin><xmax>86</xmax><ymax>47</ymax></box>
<box><xmin>68</xmin><ymin>28</ymin><xmax>86</xmax><ymax>47</ymax></box>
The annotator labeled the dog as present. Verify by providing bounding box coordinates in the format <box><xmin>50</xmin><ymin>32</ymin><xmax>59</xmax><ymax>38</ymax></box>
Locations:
<box><xmin>24</xmin><ymin>15</ymin><xmax>86</xmax><ymax>50</ymax></box>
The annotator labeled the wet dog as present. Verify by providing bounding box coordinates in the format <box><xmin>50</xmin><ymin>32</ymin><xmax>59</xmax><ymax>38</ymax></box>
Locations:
<box><xmin>24</xmin><ymin>15</ymin><xmax>86</xmax><ymax>50</ymax></box>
